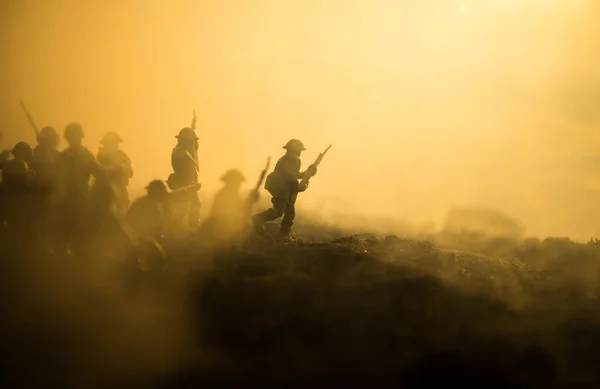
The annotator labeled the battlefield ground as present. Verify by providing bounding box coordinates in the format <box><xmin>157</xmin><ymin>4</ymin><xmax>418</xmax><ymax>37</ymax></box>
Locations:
<box><xmin>2</xmin><ymin>208</ymin><xmax>600</xmax><ymax>389</ymax></box>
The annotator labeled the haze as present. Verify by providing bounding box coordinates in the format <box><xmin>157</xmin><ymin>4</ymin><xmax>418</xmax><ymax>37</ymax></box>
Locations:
<box><xmin>1</xmin><ymin>0</ymin><xmax>599</xmax><ymax>239</ymax></box>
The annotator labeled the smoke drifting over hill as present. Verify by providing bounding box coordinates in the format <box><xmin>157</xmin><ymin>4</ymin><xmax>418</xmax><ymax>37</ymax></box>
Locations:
<box><xmin>1</xmin><ymin>0</ymin><xmax>600</xmax><ymax>238</ymax></box>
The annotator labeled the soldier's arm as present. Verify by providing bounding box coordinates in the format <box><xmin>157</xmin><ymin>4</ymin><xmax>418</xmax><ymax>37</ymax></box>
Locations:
<box><xmin>298</xmin><ymin>161</ymin><xmax>318</xmax><ymax>180</ymax></box>
<box><xmin>275</xmin><ymin>156</ymin><xmax>302</xmax><ymax>186</ymax></box>
<box><xmin>97</xmin><ymin>154</ymin><xmax>120</xmax><ymax>174</ymax></box>
<box><xmin>86</xmin><ymin>149</ymin><xmax>104</xmax><ymax>177</ymax></box>
<box><xmin>171</xmin><ymin>148</ymin><xmax>191</xmax><ymax>174</ymax></box>
<box><xmin>123</xmin><ymin>156</ymin><xmax>134</xmax><ymax>179</ymax></box>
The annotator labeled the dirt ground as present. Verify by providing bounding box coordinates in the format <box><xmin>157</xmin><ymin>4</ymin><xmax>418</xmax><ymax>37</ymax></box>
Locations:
<box><xmin>2</xmin><ymin>222</ymin><xmax>600</xmax><ymax>389</ymax></box>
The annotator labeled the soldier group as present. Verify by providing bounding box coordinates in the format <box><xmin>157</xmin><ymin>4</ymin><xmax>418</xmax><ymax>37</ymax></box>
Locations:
<box><xmin>0</xmin><ymin>117</ymin><xmax>328</xmax><ymax>272</ymax></box>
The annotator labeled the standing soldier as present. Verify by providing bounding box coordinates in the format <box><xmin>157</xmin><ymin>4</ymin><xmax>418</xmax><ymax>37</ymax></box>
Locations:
<box><xmin>0</xmin><ymin>132</ymin><xmax>13</xmax><ymax>182</ymax></box>
<box><xmin>0</xmin><ymin>132</ymin><xmax>12</xmax><ymax>164</ymax></box>
<box><xmin>168</xmin><ymin>127</ymin><xmax>201</xmax><ymax>229</ymax></box>
<box><xmin>1</xmin><ymin>142</ymin><xmax>37</xmax><ymax>190</ymax></box>
<box><xmin>1</xmin><ymin>142</ymin><xmax>39</xmax><ymax>240</ymax></box>
<box><xmin>201</xmin><ymin>169</ymin><xmax>259</xmax><ymax>246</ymax></box>
<box><xmin>87</xmin><ymin>181</ymin><xmax>135</xmax><ymax>294</ymax></box>
<box><xmin>32</xmin><ymin>126</ymin><xmax>60</xmax><ymax>189</ymax></box>
<box><xmin>96</xmin><ymin>131</ymin><xmax>133</xmax><ymax>215</ymax></box>
<box><xmin>252</xmin><ymin>139</ymin><xmax>317</xmax><ymax>241</ymax></box>
<box><xmin>53</xmin><ymin>122</ymin><xmax>100</xmax><ymax>256</ymax></box>
<box><xmin>0</xmin><ymin>132</ymin><xmax>10</xmax><ymax>231</ymax></box>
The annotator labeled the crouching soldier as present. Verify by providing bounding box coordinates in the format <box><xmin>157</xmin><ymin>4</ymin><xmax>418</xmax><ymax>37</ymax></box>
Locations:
<box><xmin>252</xmin><ymin>139</ymin><xmax>317</xmax><ymax>241</ymax></box>
<box><xmin>126</xmin><ymin>180</ymin><xmax>172</xmax><ymax>271</ymax></box>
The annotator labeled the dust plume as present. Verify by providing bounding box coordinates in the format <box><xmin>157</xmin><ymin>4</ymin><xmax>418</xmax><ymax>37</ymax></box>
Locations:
<box><xmin>2</xmin><ymin>0</ymin><xmax>600</xmax><ymax>239</ymax></box>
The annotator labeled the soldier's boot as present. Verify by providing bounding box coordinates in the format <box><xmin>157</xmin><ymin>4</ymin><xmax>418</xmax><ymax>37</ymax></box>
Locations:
<box><xmin>251</xmin><ymin>213</ymin><xmax>267</xmax><ymax>236</ymax></box>
<box><xmin>278</xmin><ymin>222</ymin><xmax>294</xmax><ymax>242</ymax></box>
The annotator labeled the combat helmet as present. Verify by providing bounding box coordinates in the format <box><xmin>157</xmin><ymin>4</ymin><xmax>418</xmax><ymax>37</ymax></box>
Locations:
<box><xmin>37</xmin><ymin>126</ymin><xmax>59</xmax><ymax>145</ymax></box>
<box><xmin>100</xmin><ymin>131</ymin><xmax>123</xmax><ymax>145</ymax></box>
<box><xmin>283</xmin><ymin>139</ymin><xmax>306</xmax><ymax>151</ymax></box>
<box><xmin>64</xmin><ymin>122</ymin><xmax>85</xmax><ymax>141</ymax></box>
<box><xmin>12</xmin><ymin>142</ymin><xmax>34</xmax><ymax>160</ymax></box>
<box><xmin>175</xmin><ymin>127</ymin><xmax>198</xmax><ymax>140</ymax></box>
<box><xmin>221</xmin><ymin>169</ymin><xmax>246</xmax><ymax>184</ymax></box>
<box><xmin>146</xmin><ymin>179</ymin><xmax>170</xmax><ymax>198</ymax></box>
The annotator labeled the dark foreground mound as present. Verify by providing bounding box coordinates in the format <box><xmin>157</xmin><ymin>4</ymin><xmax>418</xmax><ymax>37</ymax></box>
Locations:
<box><xmin>2</xmin><ymin>235</ymin><xmax>600</xmax><ymax>388</ymax></box>
<box><xmin>168</xmin><ymin>237</ymin><xmax>599</xmax><ymax>388</ymax></box>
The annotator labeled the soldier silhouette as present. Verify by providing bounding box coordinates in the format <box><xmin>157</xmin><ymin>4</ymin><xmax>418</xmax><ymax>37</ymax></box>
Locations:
<box><xmin>201</xmin><ymin>169</ymin><xmax>259</xmax><ymax>245</ymax></box>
<box><xmin>168</xmin><ymin>127</ymin><xmax>201</xmax><ymax>229</ymax></box>
<box><xmin>32</xmin><ymin>126</ymin><xmax>60</xmax><ymax>190</ymax></box>
<box><xmin>252</xmin><ymin>139</ymin><xmax>317</xmax><ymax>241</ymax></box>
<box><xmin>96</xmin><ymin>131</ymin><xmax>133</xmax><ymax>215</ymax></box>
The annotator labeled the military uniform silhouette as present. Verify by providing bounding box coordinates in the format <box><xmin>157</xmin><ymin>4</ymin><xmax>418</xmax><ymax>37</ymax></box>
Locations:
<box><xmin>252</xmin><ymin>139</ymin><xmax>316</xmax><ymax>240</ymax></box>
<box><xmin>0</xmin><ymin>142</ymin><xmax>40</xmax><ymax>241</ymax></box>
<box><xmin>127</xmin><ymin>180</ymin><xmax>171</xmax><ymax>241</ymax></box>
<box><xmin>1</xmin><ymin>142</ymin><xmax>36</xmax><ymax>188</ymax></box>
<box><xmin>96</xmin><ymin>131</ymin><xmax>133</xmax><ymax>215</ymax></box>
<box><xmin>32</xmin><ymin>126</ymin><xmax>60</xmax><ymax>187</ymax></box>
<box><xmin>53</xmin><ymin>122</ymin><xmax>100</xmax><ymax>255</ymax></box>
<box><xmin>88</xmin><ymin>181</ymin><xmax>134</xmax><ymax>292</ymax></box>
<box><xmin>0</xmin><ymin>149</ymin><xmax>11</xmax><ymax>168</ymax></box>
<box><xmin>201</xmin><ymin>169</ymin><xmax>258</xmax><ymax>245</ymax></box>
<box><xmin>0</xmin><ymin>132</ymin><xmax>13</xmax><ymax>185</ymax></box>
<box><xmin>168</xmin><ymin>127</ymin><xmax>201</xmax><ymax>229</ymax></box>
<box><xmin>127</xmin><ymin>180</ymin><xmax>171</xmax><ymax>271</ymax></box>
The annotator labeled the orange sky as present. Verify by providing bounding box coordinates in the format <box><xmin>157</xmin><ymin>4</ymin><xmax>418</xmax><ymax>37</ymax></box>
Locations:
<box><xmin>2</xmin><ymin>0</ymin><xmax>600</xmax><ymax>239</ymax></box>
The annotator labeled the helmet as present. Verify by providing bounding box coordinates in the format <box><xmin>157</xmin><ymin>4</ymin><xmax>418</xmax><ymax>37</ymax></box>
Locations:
<box><xmin>37</xmin><ymin>126</ymin><xmax>59</xmax><ymax>144</ymax></box>
<box><xmin>38</xmin><ymin>126</ymin><xmax>58</xmax><ymax>140</ymax></box>
<box><xmin>12</xmin><ymin>142</ymin><xmax>33</xmax><ymax>160</ymax></box>
<box><xmin>64</xmin><ymin>122</ymin><xmax>84</xmax><ymax>141</ymax></box>
<box><xmin>145</xmin><ymin>180</ymin><xmax>170</xmax><ymax>198</ymax></box>
<box><xmin>175</xmin><ymin>127</ymin><xmax>198</xmax><ymax>140</ymax></box>
<box><xmin>283</xmin><ymin>139</ymin><xmax>306</xmax><ymax>151</ymax></box>
<box><xmin>100</xmin><ymin>131</ymin><xmax>123</xmax><ymax>145</ymax></box>
<box><xmin>220</xmin><ymin>169</ymin><xmax>246</xmax><ymax>184</ymax></box>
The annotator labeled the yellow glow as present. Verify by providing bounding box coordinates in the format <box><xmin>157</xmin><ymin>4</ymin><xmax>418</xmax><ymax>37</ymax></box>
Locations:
<box><xmin>2</xmin><ymin>0</ymin><xmax>600</xmax><ymax>239</ymax></box>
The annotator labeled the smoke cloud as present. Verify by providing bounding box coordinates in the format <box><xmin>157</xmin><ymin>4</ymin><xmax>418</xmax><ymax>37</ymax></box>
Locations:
<box><xmin>2</xmin><ymin>0</ymin><xmax>600</xmax><ymax>239</ymax></box>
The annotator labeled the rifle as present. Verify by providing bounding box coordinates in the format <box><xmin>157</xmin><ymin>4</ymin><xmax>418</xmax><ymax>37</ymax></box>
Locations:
<box><xmin>300</xmin><ymin>144</ymin><xmax>332</xmax><ymax>187</ymax></box>
<box><xmin>20</xmin><ymin>101</ymin><xmax>40</xmax><ymax>138</ymax></box>
<box><xmin>190</xmin><ymin>109</ymin><xmax>199</xmax><ymax>173</ymax></box>
<box><xmin>169</xmin><ymin>182</ymin><xmax>201</xmax><ymax>196</ymax></box>
<box><xmin>254</xmin><ymin>157</ymin><xmax>271</xmax><ymax>194</ymax></box>
<box><xmin>245</xmin><ymin>157</ymin><xmax>270</xmax><ymax>215</ymax></box>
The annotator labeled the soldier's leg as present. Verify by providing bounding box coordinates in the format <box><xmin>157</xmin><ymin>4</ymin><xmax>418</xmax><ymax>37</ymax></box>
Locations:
<box><xmin>280</xmin><ymin>193</ymin><xmax>297</xmax><ymax>235</ymax></box>
<box><xmin>253</xmin><ymin>197</ymin><xmax>287</xmax><ymax>223</ymax></box>
<box><xmin>118</xmin><ymin>186</ymin><xmax>130</xmax><ymax>216</ymax></box>
<box><xmin>251</xmin><ymin>197</ymin><xmax>287</xmax><ymax>235</ymax></box>
<box><xmin>188</xmin><ymin>191</ymin><xmax>201</xmax><ymax>228</ymax></box>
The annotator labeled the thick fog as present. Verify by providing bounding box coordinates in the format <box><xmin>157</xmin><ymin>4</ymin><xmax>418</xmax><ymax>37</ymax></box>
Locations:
<box><xmin>2</xmin><ymin>0</ymin><xmax>600</xmax><ymax>239</ymax></box>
